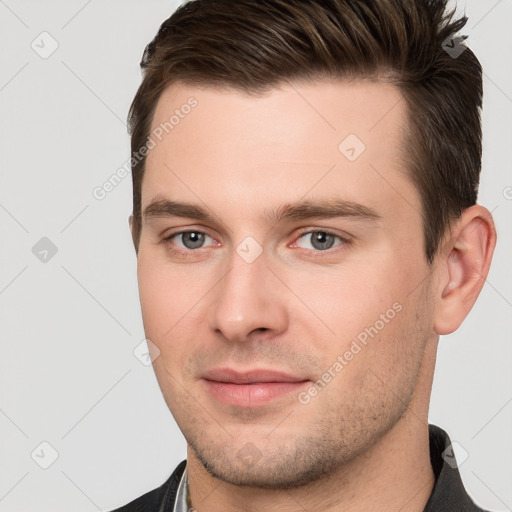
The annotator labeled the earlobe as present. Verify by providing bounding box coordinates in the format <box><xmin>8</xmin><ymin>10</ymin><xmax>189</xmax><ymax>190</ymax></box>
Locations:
<box><xmin>433</xmin><ymin>205</ymin><xmax>496</xmax><ymax>335</ymax></box>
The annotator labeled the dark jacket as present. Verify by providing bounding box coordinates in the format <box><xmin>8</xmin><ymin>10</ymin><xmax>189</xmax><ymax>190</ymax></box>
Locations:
<box><xmin>110</xmin><ymin>424</ymin><xmax>490</xmax><ymax>511</ymax></box>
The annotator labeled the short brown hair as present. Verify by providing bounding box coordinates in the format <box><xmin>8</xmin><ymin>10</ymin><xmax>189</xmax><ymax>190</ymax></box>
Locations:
<box><xmin>128</xmin><ymin>0</ymin><xmax>482</xmax><ymax>263</ymax></box>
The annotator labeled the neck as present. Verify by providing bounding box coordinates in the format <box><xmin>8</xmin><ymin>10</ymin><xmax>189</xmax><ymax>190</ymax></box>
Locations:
<box><xmin>186</xmin><ymin>416</ymin><xmax>434</xmax><ymax>512</ymax></box>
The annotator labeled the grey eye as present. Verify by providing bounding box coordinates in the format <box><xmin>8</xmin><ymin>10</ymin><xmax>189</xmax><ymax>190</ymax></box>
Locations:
<box><xmin>297</xmin><ymin>231</ymin><xmax>341</xmax><ymax>251</ymax></box>
<box><xmin>178</xmin><ymin>231</ymin><xmax>207</xmax><ymax>249</ymax></box>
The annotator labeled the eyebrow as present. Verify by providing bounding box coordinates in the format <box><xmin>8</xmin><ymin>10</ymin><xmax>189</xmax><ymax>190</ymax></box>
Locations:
<box><xmin>142</xmin><ymin>197</ymin><xmax>381</xmax><ymax>226</ymax></box>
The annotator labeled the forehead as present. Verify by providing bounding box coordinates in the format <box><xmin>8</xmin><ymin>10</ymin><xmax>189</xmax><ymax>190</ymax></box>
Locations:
<box><xmin>149</xmin><ymin>78</ymin><xmax>407</xmax><ymax>154</ymax></box>
<box><xmin>141</xmin><ymin>78</ymin><xmax>419</xmax><ymax>226</ymax></box>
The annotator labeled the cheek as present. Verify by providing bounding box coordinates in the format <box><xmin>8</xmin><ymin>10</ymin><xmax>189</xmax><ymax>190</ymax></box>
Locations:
<box><xmin>137</xmin><ymin>261</ymin><xmax>198</xmax><ymax>397</ymax></box>
<box><xmin>138</xmin><ymin>263</ymin><xmax>167</xmax><ymax>335</ymax></box>
<box><xmin>284</xmin><ymin>258</ymin><xmax>420</xmax><ymax>387</ymax></box>
<box><xmin>137</xmin><ymin>254</ymin><xmax>192</xmax><ymax>340</ymax></box>
<box><xmin>136</xmin><ymin>251</ymin><xmax>222</xmax><ymax>371</ymax></box>
<box><xmin>286</xmin><ymin>263</ymin><xmax>400</xmax><ymax>336</ymax></box>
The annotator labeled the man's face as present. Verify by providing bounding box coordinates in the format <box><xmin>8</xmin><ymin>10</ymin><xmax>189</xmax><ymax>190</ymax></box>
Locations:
<box><xmin>134</xmin><ymin>79</ymin><xmax>437</xmax><ymax>487</ymax></box>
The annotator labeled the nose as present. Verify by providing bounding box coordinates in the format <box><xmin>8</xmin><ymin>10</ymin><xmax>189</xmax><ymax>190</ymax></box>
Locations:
<box><xmin>207</xmin><ymin>246</ymin><xmax>288</xmax><ymax>343</ymax></box>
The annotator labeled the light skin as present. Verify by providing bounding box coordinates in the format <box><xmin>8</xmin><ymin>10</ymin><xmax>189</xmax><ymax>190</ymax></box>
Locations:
<box><xmin>129</xmin><ymin>79</ymin><xmax>496</xmax><ymax>511</ymax></box>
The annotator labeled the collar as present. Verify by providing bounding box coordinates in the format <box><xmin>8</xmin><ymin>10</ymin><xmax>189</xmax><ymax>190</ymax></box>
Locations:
<box><xmin>423</xmin><ymin>424</ymin><xmax>486</xmax><ymax>511</ymax></box>
<box><xmin>173</xmin><ymin>464</ymin><xmax>189</xmax><ymax>512</ymax></box>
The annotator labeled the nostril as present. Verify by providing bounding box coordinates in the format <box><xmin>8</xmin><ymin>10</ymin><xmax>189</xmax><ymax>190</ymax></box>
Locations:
<box><xmin>250</xmin><ymin>327</ymin><xmax>268</xmax><ymax>335</ymax></box>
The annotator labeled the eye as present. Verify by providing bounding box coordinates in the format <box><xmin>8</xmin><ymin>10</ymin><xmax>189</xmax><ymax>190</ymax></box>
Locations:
<box><xmin>165</xmin><ymin>230</ymin><xmax>216</xmax><ymax>251</ymax></box>
<box><xmin>295</xmin><ymin>230</ymin><xmax>347</xmax><ymax>251</ymax></box>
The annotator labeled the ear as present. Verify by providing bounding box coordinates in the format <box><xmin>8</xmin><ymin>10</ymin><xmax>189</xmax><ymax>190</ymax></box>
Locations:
<box><xmin>433</xmin><ymin>205</ymin><xmax>496</xmax><ymax>335</ymax></box>
<box><xmin>128</xmin><ymin>214</ymin><xmax>138</xmax><ymax>254</ymax></box>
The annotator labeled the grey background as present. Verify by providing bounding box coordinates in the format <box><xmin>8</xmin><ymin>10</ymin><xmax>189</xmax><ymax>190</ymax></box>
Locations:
<box><xmin>0</xmin><ymin>0</ymin><xmax>511</xmax><ymax>510</ymax></box>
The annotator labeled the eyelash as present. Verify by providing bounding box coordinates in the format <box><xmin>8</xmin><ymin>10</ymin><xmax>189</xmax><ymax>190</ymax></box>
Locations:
<box><xmin>162</xmin><ymin>228</ymin><xmax>351</xmax><ymax>257</ymax></box>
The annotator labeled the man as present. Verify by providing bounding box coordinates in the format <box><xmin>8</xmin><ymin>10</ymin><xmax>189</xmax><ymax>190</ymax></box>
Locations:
<box><xmin>111</xmin><ymin>0</ymin><xmax>497</xmax><ymax>510</ymax></box>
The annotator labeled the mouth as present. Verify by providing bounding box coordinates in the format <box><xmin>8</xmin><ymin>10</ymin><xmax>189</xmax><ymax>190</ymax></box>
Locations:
<box><xmin>201</xmin><ymin>368</ymin><xmax>310</xmax><ymax>407</ymax></box>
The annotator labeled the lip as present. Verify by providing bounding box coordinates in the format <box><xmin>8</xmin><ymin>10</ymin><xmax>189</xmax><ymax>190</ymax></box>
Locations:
<box><xmin>201</xmin><ymin>368</ymin><xmax>309</xmax><ymax>407</ymax></box>
<box><xmin>201</xmin><ymin>367</ymin><xmax>307</xmax><ymax>384</ymax></box>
